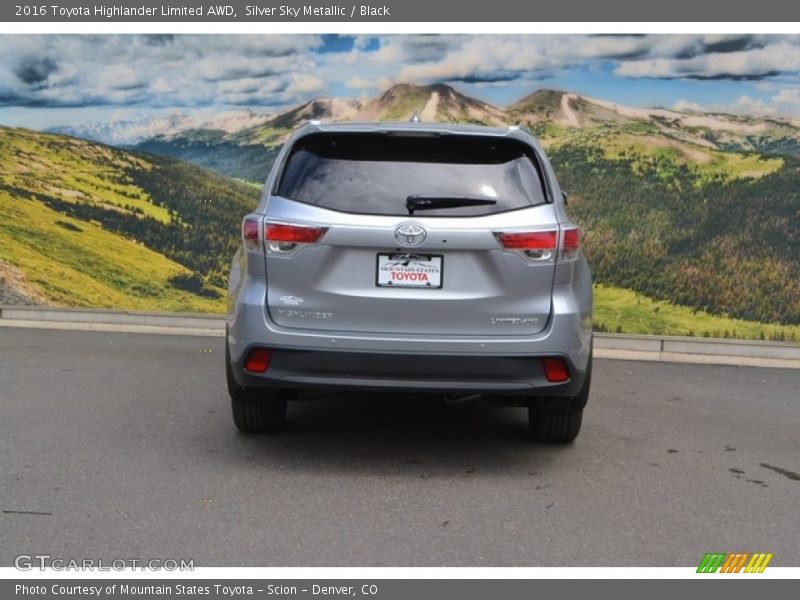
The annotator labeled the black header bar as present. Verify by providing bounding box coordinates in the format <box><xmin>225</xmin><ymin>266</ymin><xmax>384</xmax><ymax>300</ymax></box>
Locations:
<box><xmin>2</xmin><ymin>0</ymin><xmax>799</xmax><ymax>22</ymax></box>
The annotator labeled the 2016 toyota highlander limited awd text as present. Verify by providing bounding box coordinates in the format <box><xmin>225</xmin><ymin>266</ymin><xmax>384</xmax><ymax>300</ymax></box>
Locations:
<box><xmin>226</xmin><ymin>121</ymin><xmax>593</xmax><ymax>442</ymax></box>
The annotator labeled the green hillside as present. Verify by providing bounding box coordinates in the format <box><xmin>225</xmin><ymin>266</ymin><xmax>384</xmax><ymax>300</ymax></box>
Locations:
<box><xmin>0</xmin><ymin>126</ymin><xmax>258</xmax><ymax>311</ymax></box>
<box><xmin>594</xmin><ymin>284</ymin><xmax>799</xmax><ymax>341</ymax></box>
<box><xmin>547</xmin><ymin>143</ymin><xmax>800</xmax><ymax>325</ymax></box>
<box><xmin>136</xmin><ymin>138</ymin><xmax>278</xmax><ymax>183</ymax></box>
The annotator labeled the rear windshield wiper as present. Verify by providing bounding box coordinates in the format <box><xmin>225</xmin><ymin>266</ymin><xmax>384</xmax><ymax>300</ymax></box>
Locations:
<box><xmin>405</xmin><ymin>195</ymin><xmax>497</xmax><ymax>216</ymax></box>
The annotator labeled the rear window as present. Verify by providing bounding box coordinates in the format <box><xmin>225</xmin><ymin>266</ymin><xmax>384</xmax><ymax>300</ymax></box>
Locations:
<box><xmin>276</xmin><ymin>132</ymin><xmax>548</xmax><ymax>216</ymax></box>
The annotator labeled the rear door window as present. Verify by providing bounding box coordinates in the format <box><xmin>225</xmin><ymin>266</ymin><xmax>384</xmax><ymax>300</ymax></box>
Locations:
<box><xmin>276</xmin><ymin>132</ymin><xmax>548</xmax><ymax>216</ymax></box>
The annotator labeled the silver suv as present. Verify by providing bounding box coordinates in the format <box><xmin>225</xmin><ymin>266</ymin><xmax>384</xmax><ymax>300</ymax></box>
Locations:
<box><xmin>226</xmin><ymin>121</ymin><xmax>592</xmax><ymax>442</ymax></box>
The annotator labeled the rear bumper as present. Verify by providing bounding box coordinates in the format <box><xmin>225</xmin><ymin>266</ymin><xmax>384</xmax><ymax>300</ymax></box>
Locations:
<box><xmin>227</xmin><ymin>249</ymin><xmax>592</xmax><ymax>400</ymax></box>
<box><xmin>228</xmin><ymin>268</ymin><xmax>592</xmax><ymax>400</ymax></box>
<box><xmin>230</xmin><ymin>348</ymin><xmax>588</xmax><ymax>399</ymax></box>
<box><xmin>228</xmin><ymin>268</ymin><xmax>592</xmax><ymax>369</ymax></box>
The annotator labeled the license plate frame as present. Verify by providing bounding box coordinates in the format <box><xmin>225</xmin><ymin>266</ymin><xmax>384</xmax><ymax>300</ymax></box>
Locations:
<box><xmin>375</xmin><ymin>253</ymin><xmax>443</xmax><ymax>289</ymax></box>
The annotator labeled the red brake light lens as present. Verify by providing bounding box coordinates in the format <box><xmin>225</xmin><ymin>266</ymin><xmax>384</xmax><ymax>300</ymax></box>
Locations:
<box><xmin>563</xmin><ymin>228</ymin><xmax>580</xmax><ymax>249</ymax></box>
<box><xmin>495</xmin><ymin>231</ymin><xmax>557</xmax><ymax>250</ymax></box>
<box><xmin>494</xmin><ymin>230</ymin><xmax>557</xmax><ymax>261</ymax></box>
<box><xmin>543</xmin><ymin>357</ymin><xmax>570</xmax><ymax>383</ymax></box>
<box><xmin>266</xmin><ymin>223</ymin><xmax>327</xmax><ymax>244</ymax></box>
<box><xmin>244</xmin><ymin>349</ymin><xmax>272</xmax><ymax>373</ymax></box>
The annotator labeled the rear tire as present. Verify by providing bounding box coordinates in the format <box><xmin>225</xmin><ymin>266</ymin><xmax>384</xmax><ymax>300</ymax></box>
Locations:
<box><xmin>528</xmin><ymin>356</ymin><xmax>591</xmax><ymax>443</ymax></box>
<box><xmin>226</xmin><ymin>335</ymin><xmax>287</xmax><ymax>433</ymax></box>
<box><xmin>529</xmin><ymin>406</ymin><xmax>583</xmax><ymax>443</ymax></box>
<box><xmin>230</xmin><ymin>389</ymin><xmax>287</xmax><ymax>434</ymax></box>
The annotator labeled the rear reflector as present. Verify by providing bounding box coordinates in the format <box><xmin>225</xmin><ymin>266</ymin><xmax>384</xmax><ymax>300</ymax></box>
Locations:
<box><xmin>494</xmin><ymin>230</ymin><xmax>557</xmax><ymax>250</ymax></box>
<box><xmin>266</xmin><ymin>222</ymin><xmax>327</xmax><ymax>244</ymax></box>
<box><xmin>242</xmin><ymin>217</ymin><xmax>261</xmax><ymax>251</ymax></box>
<box><xmin>244</xmin><ymin>349</ymin><xmax>272</xmax><ymax>373</ymax></box>
<box><xmin>543</xmin><ymin>357</ymin><xmax>570</xmax><ymax>383</ymax></box>
<box><xmin>561</xmin><ymin>227</ymin><xmax>580</xmax><ymax>260</ymax></box>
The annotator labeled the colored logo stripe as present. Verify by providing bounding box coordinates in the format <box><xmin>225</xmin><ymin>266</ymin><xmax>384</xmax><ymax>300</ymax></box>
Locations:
<box><xmin>720</xmin><ymin>553</ymin><xmax>749</xmax><ymax>573</ymax></box>
<box><xmin>697</xmin><ymin>553</ymin><xmax>726</xmax><ymax>573</ymax></box>
<box><xmin>745</xmin><ymin>553</ymin><xmax>773</xmax><ymax>573</ymax></box>
<box><xmin>697</xmin><ymin>552</ymin><xmax>773</xmax><ymax>573</ymax></box>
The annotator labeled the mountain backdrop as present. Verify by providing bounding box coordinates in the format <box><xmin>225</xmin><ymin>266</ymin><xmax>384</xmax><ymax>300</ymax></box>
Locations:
<box><xmin>2</xmin><ymin>83</ymin><xmax>799</xmax><ymax>339</ymax></box>
<box><xmin>0</xmin><ymin>126</ymin><xmax>258</xmax><ymax>311</ymax></box>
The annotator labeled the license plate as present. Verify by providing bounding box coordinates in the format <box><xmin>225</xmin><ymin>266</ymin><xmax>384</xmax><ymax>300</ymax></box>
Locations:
<box><xmin>376</xmin><ymin>253</ymin><xmax>443</xmax><ymax>288</ymax></box>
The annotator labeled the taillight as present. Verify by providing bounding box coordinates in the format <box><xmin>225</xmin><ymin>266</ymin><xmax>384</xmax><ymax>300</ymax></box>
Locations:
<box><xmin>266</xmin><ymin>222</ymin><xmax>328</xmax><ymax>254</ymax></box>
<box><xmin>494</xmin><ymin>230</ymin><xmax>557</xmax><ymax>261</ymax></box>
<box><xmin>561</xmin><ymin>227</ymin><xmax>580</xmax><ymax>261</ymax></box>
<box><xmin>494</xmin><ymin>227</ymin><xmax>581</xmax><ymax>262</ymax></box>
<box><xmin>242</xmin><ymin>217</ymin><xmax>261</xmax><ymax>252</ymax></box>
<box><xmin>543</xmin><ymin>357</ymin><xmax>570</xmax><ymax>383</ymax></box>
<box><xmin>244</xmin><ymin>348</ymin><xmax>272</xmax><ymax>373</ymax></box>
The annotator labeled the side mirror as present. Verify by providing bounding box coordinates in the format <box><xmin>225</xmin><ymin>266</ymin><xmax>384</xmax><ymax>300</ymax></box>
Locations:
<box><xmin>561</xmin><ymin>191</ymin><xmax>569</xmax><ymax>205</ymax></box>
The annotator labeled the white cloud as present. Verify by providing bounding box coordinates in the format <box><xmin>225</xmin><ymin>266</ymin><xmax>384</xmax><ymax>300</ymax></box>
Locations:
<box><xmin>391</xmin><ymin>37</ymin><xmax>556</xmax><ymax>84</ymax></box>
<box><xmin>285</xmin><ymin>73</ymin><xmax>324</xmax><ymax>95</ymax></box>
<box><xmin>769</xmin><ymin>87</ymin><xmax>800</xmax><ymax>116</ymax></box>
<box><xmin>615</xmin><ymin>41</ymin><xmax>800</xmax><ymax>80</ymax></box>
<box><xmin>345</xmin><ymin>76</ymin><xmax>375</xmax><ymax>90</ymax></box>
<box><xmin>100</xmin><ymin>65</ymin><xmax>147</xmax><ymax>91</ymax></box>
<box><xmin>672</xmin><ymin>94</ymin><xmax>789</xmax><ymax>117</ymax></box>
<box><xmin>0</xmin><ymin>35</ymin><xmax>323</xmax><ymax>108</ymax></box>
<box><xmin>672</xmin><ymin>99</ymin><xmax>705</xmax><ymax>112</ymax></box>
<box><xmin>773</xmin><ymin>88</ymin><xmax>800</xmax><ymax>105</ymax></box>
<box><xmin>726</xmin><ymin>95</ymin><xmax>775</xmax><ymax>116</ymax></box>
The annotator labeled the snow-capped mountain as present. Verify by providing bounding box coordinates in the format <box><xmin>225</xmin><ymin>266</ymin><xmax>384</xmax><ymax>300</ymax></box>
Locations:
<box><xmin>48</xmin><ymin>108</ymin><xmax>274</xmax><ymax>146</ymax></box>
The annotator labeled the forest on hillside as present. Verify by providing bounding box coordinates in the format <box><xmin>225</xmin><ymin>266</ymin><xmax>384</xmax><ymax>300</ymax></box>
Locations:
<box><xmin>4</xmin><ymin>148</ymin><xmax>261</xmax><ymax>292</ymax></box>
<box><xmin>135</xmin><ymin>140</ymin><xmax>279</xmax><ymax>183</ymax></box>
<box><xmin>548</xmin><ymin>145</ymin><xmax>800</xmax><ymax>325</ymax></box>
<box><xmin>126</xmin><ymin>156</ymin><xmax>260</xmax><ymax>288</ymax></box>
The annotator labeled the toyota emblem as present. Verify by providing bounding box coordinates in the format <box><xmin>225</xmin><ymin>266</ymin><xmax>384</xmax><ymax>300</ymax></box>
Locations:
<box><xmin>394</xmin><ymin>223</ymin><xmax>427</xmax><ymax>247</ymax></box>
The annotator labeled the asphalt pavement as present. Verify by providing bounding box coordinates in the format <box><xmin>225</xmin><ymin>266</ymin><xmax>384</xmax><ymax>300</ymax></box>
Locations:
<box><xmin>1</xmin><ymin>327</ymin><xmax>798</xmax><ymax>567</ymax></box>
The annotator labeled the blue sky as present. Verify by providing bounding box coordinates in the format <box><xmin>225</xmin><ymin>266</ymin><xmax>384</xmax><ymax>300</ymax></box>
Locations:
<box><xmin>2</xmin><ymin>34</ymin><xmax>800</xmax><ymax>129</ymax></box>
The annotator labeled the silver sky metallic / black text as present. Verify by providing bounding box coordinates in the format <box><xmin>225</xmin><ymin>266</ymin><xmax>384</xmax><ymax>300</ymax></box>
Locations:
<box><xmin>244</xmin><ymin>5</ymin><xmax>389</xmax><ymax>17</ymax></box>
<box><xmin>245</xmin><ymin>5</ymin><xmax>348</xmax><ymax>17</ymax></box>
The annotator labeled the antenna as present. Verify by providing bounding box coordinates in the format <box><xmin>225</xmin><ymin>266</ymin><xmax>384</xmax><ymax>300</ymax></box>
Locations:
<box><xmin>410</xmin><ymin>112</ymin><xmax>421</xmax><ymax>123</ymax></box>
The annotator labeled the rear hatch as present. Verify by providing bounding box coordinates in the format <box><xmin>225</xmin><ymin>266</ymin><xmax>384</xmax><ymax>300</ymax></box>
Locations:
<box><xmin>263</xmin><ymin>130</ymin><xmax>559</xmax><ymax>337</ymax></box>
